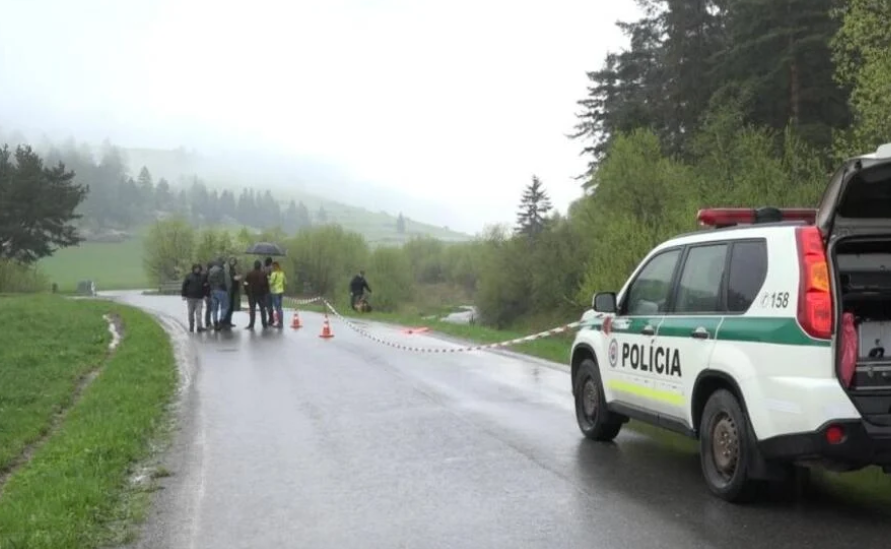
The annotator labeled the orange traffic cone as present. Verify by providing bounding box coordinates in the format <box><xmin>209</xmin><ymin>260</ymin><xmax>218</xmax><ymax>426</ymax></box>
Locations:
<box><xmin>319</xmin><ymin>314</ymin><xmax>334</xmax><ymax>339</ymax></box>
<box><xmin>291</xmin><ymin>312</ymin><xmax>302</xmax><ymax>329</ymax></box>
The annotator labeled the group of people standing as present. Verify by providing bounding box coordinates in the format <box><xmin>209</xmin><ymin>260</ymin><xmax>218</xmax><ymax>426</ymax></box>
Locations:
<box><xmin>181</xmin><ymin>256</ymin><xmax>287</xmax><ymax>333</ymax></box>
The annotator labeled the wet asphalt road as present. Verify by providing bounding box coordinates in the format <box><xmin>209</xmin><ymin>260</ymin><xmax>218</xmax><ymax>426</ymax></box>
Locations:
<box><xmin>111</xmin><ymin>292</ymin><xmax>891</xmax><ymax>549</ymax></box>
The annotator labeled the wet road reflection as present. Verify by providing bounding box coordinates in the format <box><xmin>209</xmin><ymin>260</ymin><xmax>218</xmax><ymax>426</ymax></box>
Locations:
<box><xmin>108</xmin><ymin>292</ymin><xmax>891</xmax><ymax>549</ymax></box>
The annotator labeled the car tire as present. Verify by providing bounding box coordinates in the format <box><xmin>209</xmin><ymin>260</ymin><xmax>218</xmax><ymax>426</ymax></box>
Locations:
<box><xmin>699</xmin><ymin>389</ymin><xmax>761</xmax><ymax>503</ymax></box>
<box><xmin>574</xmin><ymin>358</ymin><xmax>623</xmax><ymax>442</ymax></box>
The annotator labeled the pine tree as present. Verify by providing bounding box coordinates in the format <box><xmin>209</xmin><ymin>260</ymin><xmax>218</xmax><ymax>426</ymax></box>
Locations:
<box><xmin>396</xmin><ymin>213</ymin><xmax>406</xmax><ymax>234</ymax></box>
<box><xmin>708</xmin><ymin>0</ymin><xmax>848</xmax><ymax>152</ymax></box>
<box><xmin>571</xmin><ymin>8</ymin><xmax>669</xmax><ymax>173</ymax></box>
<box><xmin>0</xmin><ymin>145</ymin><xmax>88</xmax><ymax>263</ymax></box>
<box><xmin>296</xmin><ymin>201</ymin><xmax>312</xmax><ymax>229</ymax></box>
<box><xmin>137</xmin><ymin>166</ymin><xmax>154</xmax><ymax>208</ymax></box>
<box><xmin>219</xmin><ymin>190</ymin><xmax>238</xmax><ymax>220</ymax></box>
<box><xmin>515</xmin><ymin>176</ymin><xmax>552</xmax><ymax>238</ymax></box>
<box><xmin>283</xmin><ymin>200</ymin><xmax>300</xmax><ymax>234</ymax></box>
<box><xmin>317</xmin><ymin>205</ymin><xmax>328</xmax><ymax>223</ymax></box>
<box><xmin>156</xmin><ymin>178</ymin><xmax>173</xmax><ymax>212</ymax></box>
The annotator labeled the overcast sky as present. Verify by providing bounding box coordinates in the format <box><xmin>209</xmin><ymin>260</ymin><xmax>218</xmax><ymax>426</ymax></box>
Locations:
<box><xmin>0</xmin><ymin>0</ymin><xmax>641</xmax><ymax>234</ymax></box>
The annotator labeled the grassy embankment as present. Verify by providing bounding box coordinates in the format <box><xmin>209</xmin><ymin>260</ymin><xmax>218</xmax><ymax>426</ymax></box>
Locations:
<box><xmin>295</xmin><ymin>297</ymin><xmax>572</xmax><ymax>363</ymax></box>
<box><xmin>0</xmin><ymin>294</ymin><xmax>177</xmax><ymax>548</ymax></box>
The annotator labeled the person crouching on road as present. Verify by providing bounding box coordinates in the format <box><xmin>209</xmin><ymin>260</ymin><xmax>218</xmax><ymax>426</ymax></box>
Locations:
<box><xmin>207</xmin><ymin>258</ymin><xmax>229</xmax><ymax>331</ymax></box>
<box><xmin>181</xmin><ymin>263</ymin><xmax>207</xmax><ymax>333</ymax></box>
<box><xmin>269</xmin><ymin>261</ymin><xmax>287</xmax><ymax>329</ymax></box>
<box><xmin>244</xmin><ymin>260</ymin><xmax>271</xmax><ymax>330</ymax></box>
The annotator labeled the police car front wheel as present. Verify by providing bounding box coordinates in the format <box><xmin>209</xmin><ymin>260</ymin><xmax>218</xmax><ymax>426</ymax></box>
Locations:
<box><xmin>574</xmin><ymin>358</ymin><xmax>623</xmax><ymax>442</ymax></box>
<box><xmin>699</xmin><ymin>389</ymin><xmax>761</xmax><ymax>502</ymax></box>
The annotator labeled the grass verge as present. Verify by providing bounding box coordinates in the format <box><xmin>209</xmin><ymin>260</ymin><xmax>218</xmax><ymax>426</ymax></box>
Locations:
<box><xmin>0</xmin><ymin>295</ymin><xmax>110</xmax><ymax>475</ymax></box>
<box><xmin>295</xmin><ymin>299</ymin><xmax>573</xmax><ymax>363</ymax></box>
<box><xmin>0</xmin><ymin>296</ymin><xmax>178</xmax><ymax>548</ymax></box>
<box><xmin>297</xmin><ymin>297</ymin><xmax>891</xmax><ymax>505</ymax></box>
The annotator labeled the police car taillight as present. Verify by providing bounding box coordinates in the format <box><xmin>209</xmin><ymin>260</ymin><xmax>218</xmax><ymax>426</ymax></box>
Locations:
<box><xmin>795</xmin><ymin>226</ymin><xmax>832</xmax><ymax>341</ymax></box>
<box><xmin>697</xmin><ymin>208</ymin><xmax>817</xmax><ymax>228</ymax></box>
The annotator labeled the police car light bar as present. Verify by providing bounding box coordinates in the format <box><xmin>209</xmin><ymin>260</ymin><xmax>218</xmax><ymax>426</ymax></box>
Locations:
<box><xmin>697</xmin><ymin>208</ymin><xmax>817</xmax><ymax>228</ymax></box>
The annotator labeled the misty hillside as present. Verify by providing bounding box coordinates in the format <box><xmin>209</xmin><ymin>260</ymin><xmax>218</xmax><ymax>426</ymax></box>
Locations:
<box><xmin>0</xmin><ymin>124</ymin><xmax>471</xmax><ymax>243</ymax></box>
<box><xmin>122</xmin><ymin>147</ymin><xmax>471</xmax><ymax>243</ymax></box>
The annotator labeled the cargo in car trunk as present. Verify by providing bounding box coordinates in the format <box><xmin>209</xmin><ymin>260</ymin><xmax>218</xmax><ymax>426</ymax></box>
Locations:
<box><xmin>835</xmin><ymin>238</ymin><xmax>891</xmax><ymax>425</ymax></box>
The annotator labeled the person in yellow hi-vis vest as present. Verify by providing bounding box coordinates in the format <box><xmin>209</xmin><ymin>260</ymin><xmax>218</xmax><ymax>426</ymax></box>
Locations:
<box><xmin>269</xmin><ymin>261</ymin><xmax>287</xmax><ymax>329</ymax></box>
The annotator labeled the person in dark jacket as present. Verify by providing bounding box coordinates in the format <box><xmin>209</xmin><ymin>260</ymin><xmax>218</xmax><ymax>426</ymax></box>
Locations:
<box><xmin>181</xmin><ymin>263</ymin><xmax>207</xmax><ymax>333</ymax></box>
<box><xmin>203</xmin><ymin>261</ymin><xmax>213</xmax><ymax>329</ymax></box>
<box><xmin>222</xmin><ymin>256</ymin><xmax>241</xmax><ymax>328</ymax></box>
<box><xmin>263</xmin><ymin>257</ymin><xmax>275</xmax><ymax>325</ymax></box>
<box><xmin>244</xmin><ymin>260</ymin><xmax>271</xmax><ymax>329</ymax></box>
<box><xmin>207</xmin><ymin>258</ymin><xmax>229</xmax><ymax>331</ymax></box>
<box><xmin>349</xmin><ymin>270</ymin><xmax>371</xmax><ymax>310</ymax></box>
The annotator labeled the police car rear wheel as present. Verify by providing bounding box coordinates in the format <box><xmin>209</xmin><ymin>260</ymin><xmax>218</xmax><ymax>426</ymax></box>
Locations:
<box><xmin>700</xmin><ymin>389</ymin><xmax>760</xmax><ymax>502</ymax></box>
<box><xmin>574</xmin><ymin>358</ymin><xmax>622</xmax><ymax>442</ymax></box>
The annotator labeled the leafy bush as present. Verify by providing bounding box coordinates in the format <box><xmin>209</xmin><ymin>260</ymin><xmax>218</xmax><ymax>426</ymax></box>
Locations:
<box><xmin>0</xmin><ymin>260</ymin><xmax>48</xmax><ymax>293</ymax></box>
<box><xmin>367</xmin><ymin>245</ymin><xmax>414</xmax><ymax>312</ymax></box>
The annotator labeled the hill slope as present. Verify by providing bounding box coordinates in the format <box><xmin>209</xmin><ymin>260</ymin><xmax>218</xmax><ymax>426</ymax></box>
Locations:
<box><xmin>122</xmin><ymin>147</ymin><xmax>471</xmax><ymax>244</ymax></box>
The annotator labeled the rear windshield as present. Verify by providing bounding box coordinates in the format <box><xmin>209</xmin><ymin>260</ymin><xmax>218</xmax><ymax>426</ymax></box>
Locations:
<box><xmin>838</xmin><ymin>162</ymin><xmax>891</xmax><ymax>218</ymax></box>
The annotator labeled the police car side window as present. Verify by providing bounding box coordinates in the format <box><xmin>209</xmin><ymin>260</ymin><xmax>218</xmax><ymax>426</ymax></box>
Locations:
<box><xmin>726</xmin><ymin>240</ymin><xmax>768</xmax><ymax>312</ymax></box>
<box><xmin>623</xmin><ymin>249</ymin><xmax>681</xmax><ymax>315</ymax></box>
<box><xmin>675</xmin><ymin>244</ymin><xmax>728</xmax><ymax>314</ymax></box>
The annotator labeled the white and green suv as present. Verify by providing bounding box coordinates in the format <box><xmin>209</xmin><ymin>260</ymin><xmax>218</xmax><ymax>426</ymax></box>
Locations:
<box><xmin>570</xmin><ymin>143</ymin><xmax>891</xmax><ymax>502</ymax></box>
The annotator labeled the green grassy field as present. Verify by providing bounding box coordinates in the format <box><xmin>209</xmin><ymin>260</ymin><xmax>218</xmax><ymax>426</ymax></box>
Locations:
<box><xmin>0</xmin><ymin>295</ymin><xmax>178</xmax><ymax>548</ymax></box>
<box><xmin>36</xmin><ymin>215</ymin><xmax>467</xmax><ymax>293</ymax></box>
<box><xmin>39</xmin><ymin>234</ymin><xmax>149</xmax><ymax>292</ymax></box>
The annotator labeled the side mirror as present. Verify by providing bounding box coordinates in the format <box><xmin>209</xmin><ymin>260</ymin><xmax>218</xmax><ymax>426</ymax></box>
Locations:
<box><xmin>592</xmin><ymin>292</ymin><xmax>617</xmax><ymax>313</ymax></box>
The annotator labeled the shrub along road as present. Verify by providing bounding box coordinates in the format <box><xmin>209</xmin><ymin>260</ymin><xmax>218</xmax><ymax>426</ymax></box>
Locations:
<box><xmin>0</xmin><ymin>295</ymin><xmax>177</xmax><ymax>549</ymax></box>
<box><xmin>105</xmin><ymin>291</ymin><xmax>890</xmax><ymax>549</ymax></box>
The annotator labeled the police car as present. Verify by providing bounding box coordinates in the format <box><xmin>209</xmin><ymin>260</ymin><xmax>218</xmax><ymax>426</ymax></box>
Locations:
<box><xmin>570</xmin><ymin>142</ymin><xmax>891</xmax><ymax>502</ymax></box>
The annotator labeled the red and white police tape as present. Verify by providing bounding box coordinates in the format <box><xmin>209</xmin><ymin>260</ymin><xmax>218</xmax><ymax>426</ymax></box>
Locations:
<box><xmin>282</xmin><ymin>295</ymin><xmax>586</xmax><ymax>353</ymax></box>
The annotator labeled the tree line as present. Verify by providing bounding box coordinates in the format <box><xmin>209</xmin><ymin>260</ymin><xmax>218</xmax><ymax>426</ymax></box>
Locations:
<box><xmin>141</xmin><ymin>175</ymin><xmax>573</xmax><ymax>329</ymax></box>
<box><xmin>29</xmin><ymin>138</ymin><xmax>325</xmax><ymax>234</ymax></box>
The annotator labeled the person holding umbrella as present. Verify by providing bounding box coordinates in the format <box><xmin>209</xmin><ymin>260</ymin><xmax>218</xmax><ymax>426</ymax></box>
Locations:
<box><xmin>244</xmin><ymin>259</ymin><xmax>271</xmax><ymax>329</ymax></box>
<box><xmin>245</xmin><ymin>241</ymin><xmax>286</xmax><ymax>325</ymax></box>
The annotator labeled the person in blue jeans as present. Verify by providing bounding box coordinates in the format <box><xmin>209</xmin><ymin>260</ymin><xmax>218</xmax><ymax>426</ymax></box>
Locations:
<box><xmin>207</xmin><ymin>258</ymin><xmax>230</xmax><ymax>331</ymax></box>
<box><xmin>269</xmin><ymin>261</ymin><xmax>287</xmax><ymax>329</ymax></box>
<box><xmin>263</xmin><ymin>257</ymin><xmax>275</xmax><ymax>324</ymax></box>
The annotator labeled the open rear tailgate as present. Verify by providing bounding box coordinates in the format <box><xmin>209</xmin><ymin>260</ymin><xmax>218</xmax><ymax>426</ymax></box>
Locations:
<box><xmin>817</xmin><ymin>145</ymin><xmax>891</xmax><ymax>238</ymax></box>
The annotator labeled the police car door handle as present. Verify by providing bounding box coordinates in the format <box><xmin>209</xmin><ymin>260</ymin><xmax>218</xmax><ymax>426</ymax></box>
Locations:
<box><xmin>690</xmin><ymin>327</ymin><xmax>710</xmax><ymax>339</ymax></box>
<box><xmin>641</xmin><ymin>325</ymin><xmax>656</xmax><ymax>336</ymax></box>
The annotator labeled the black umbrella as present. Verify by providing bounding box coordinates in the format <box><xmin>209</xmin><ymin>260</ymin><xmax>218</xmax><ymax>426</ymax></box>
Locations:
<box><xmin>245</xmin><ymin>242</ymin><xmax>286</xmax><ymax>256</ymax></box>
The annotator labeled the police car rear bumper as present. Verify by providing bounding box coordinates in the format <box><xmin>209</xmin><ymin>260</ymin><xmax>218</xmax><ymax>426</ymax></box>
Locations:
<box><xmin>759</xmin><ymin>420</ymin><xmax>891</xmax><ymax>467</ymax></box>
